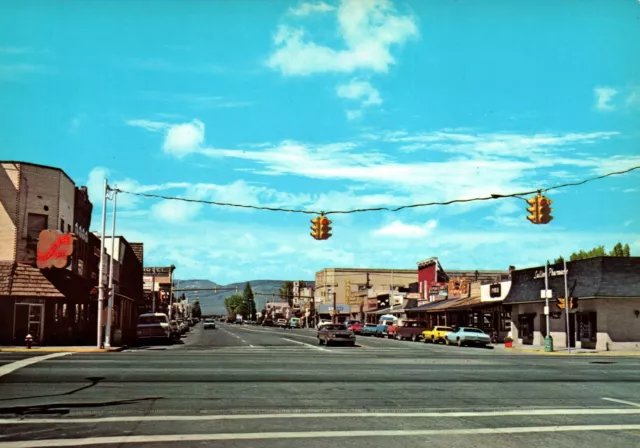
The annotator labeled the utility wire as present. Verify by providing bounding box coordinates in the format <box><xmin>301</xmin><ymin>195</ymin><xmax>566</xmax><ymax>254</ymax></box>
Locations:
<box><xmin>109</xmin><ymin>164</ymin><xmax>638</xmax><ymax>215</ymax></box>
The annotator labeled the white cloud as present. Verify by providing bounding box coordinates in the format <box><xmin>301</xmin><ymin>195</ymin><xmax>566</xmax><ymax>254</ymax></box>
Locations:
<box><xmin>267</xmin><ymin>0</ymin><xmax>418</xmax><ymax>76</ymax></box>
<box><xmin>594</xmin><ymin>87</ymin><xmax>618</xmax><ymax>111</ymax></box>
<box><xmin>163</xmin><ymin>119</ymin><xmax>206</xmax><ymax>157</ymax></box>
<box><xmin>290</xmin><ymin>1</ymin><xmax>335</xmax><ymax>16</ymax></box>
<box><xmin>150</xmin><ymin>199</ymin><xmax>202</xmax><ymax>223</ymax></box>
<box><xmin>337</xmin><ymin>79</ymin><xmax>382</xmax><ymax>106</ymax></box>
<box><xmin>624</xmin><ymin>220</ymin><xmax>634</xmax><ymax>227</ymax></box>
<box><xmin>372</xmin><ymin>219</ymin><xmax>437</xmax><ymax>238</ymax></box>
<box><xmin>126</xmin><ymin>119</ymin><xmax>169</xmax><ymax>132</ymax></box>
<box><xmin>345</xmin><ymin>109</ymin><xmax>362</xmax><ymax>120</ymax></box>
<box><xmin>127</xmin><ymin>118</ymin><xmax>208</xmax><ymax>158</ymax></box>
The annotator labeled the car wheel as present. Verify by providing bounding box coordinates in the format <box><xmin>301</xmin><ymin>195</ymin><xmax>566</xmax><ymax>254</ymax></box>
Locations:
<box><xmin>457</xmin><ymin>338</ymin><xmax>463</xmax><ymax>347</ymax></box>
<box><xmin>412</xmin><ymin>334</ymin><xmax>419</xmax><ymax>342</ymax></box>
<box><xmin>396</xmin><ymin>334</ymin><xmax>402</xmax><ymax>340</ymax></box>
<box><xmin>431</xmin><ymin>336</ymin><xmax>436</xmax><ymax>344</ymax></box>
<box><xmin>318</xmin><ymin>338</ymin><xmax>324</xmax><ymax>345</ymax></box>
<box><xmin>445</xmin><ymin>338</ymin><xmax>451</xmax><ymax>346</ymax></box>
<box><xmin>325</xmin><ymin>339</ymin><xmax>331</xmax><ymax>347</ymax></box>
<box><xmin>349</xmin><ymin>342</ymin><xmax>356</xmax><ymax>347</ymax></box>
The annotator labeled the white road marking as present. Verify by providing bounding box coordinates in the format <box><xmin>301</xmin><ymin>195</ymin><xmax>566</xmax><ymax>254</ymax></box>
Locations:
<box><xmin>602</xmin><ymin>397</ymin><xmax>640</xmax><ymax>408</ymax></box>
<box><xmin>217</xmin><ymin>327</ymin><xmax>250</xmax><ymax>346</ymax></box>
<box><xmin>0</xmin><ymin>352</ymin><xmax>71</xmax><ymax>378</ymax></box>
<box><xmin>281</xmin><ymin>337</ymin><xmax>329</xmax><ymax>352</ymax></box>
<box><xmin>3</xmin><ymin>425</ymin><xmax>640</xmax><ymax>447</ymax></box>
<box><xmin>3</xmin><ymin>407</ymin><xmax>640</xmax><ymax>425</ymax></box>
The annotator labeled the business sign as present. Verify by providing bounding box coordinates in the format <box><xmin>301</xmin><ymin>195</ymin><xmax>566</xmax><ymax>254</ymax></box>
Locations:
<box><xmin>143</xmin><ymin>267</ymin><xmax>174</xmax><ymax>275</ymax></box>
<box><xmin>448</xmin><ymin>277</ymin><xmax>469</xmax><ymax>298</ymax></box>
<box><xmin>429</xmin><ymin>282</ymin><xmax>448</xmax><ymax>296</ymax></box>
<box><xmin>36</xmin><ymin>230</ymin><xmax>75</xmax><ymax>269</ymax></box>
<box><xmin>534</xmin><ymin>268</ymin><xmax>567</xmax><ymax>279</ymax></box>
<box><xmin>490</xmin><ymin>283</ymin><xmax>501</xmax><ymax>298</ymax></box>
<box><xmin>367</xmin><ymin>297</ymin><xmax>378</xmax><ymax>311</ymax></box>
<box><xmin>74</xmin><ymin>222</ymin><xmax>89</xmax><ymax>244</ymax></box>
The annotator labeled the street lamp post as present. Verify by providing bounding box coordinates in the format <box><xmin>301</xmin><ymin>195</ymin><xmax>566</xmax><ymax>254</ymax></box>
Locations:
<box><xmin>96</xmin><ymin>179</ymin><xmax>108</xmax><ymax>349</ymax></box>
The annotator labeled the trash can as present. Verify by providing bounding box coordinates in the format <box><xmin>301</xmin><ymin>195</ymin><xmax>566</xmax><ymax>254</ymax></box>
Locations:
<box><xmin>544</xmin><ymin>336</ymin><xmax>553</xmax><ymax>352</ymax></box>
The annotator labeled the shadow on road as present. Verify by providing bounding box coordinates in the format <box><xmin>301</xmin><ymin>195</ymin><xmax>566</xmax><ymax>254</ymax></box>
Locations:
<box><xmin>0</xmin><ymin>376</ymin><xmax>106</xmax><ymax>402</ymax></box>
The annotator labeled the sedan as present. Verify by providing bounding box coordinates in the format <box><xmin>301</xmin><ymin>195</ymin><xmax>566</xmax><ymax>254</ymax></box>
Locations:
<box><xmin>445</xmin><ymin>327</ymin><xmax>491</xmax><ymax>347</ymax></box>
<box><xmin>203</xmin><ymin>318</ymin><xmax>217</xmax><ymax>330</ymax></box>
<box><xmin>360</xmin><ymin>323</ymin><xmax>378</xmax><ymax>336</ymax></box>
<box><xmin>317</xmin><ymin>324</ymin><xmax>356</xmax><ymax>346</ymax></box>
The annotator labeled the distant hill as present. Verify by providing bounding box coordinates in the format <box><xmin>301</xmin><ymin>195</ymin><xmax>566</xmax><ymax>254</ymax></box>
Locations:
<box><xmin>175</xmin><ymin>279</ymin><xmax>315</xmax><ymax>314</ymax></box>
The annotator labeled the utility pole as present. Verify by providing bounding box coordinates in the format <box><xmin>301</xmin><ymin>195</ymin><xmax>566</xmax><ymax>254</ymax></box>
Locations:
<box><xmin>105</xmin><ymin>189</ymin><xmax>118</xmax><ymax>348</ymax></box>
<box><xmin>96</xmin><ymin>179</ymin><xmax>109</xmax><ymax>349</ymax></box>
<box><xmin>564</xmin><ymin>259</ymin><xmax>571</xmax><ymax>354</ymax></box>
<box><xmin>332</xmin><ymin>291</ymin><xmax>337</xmax><ymax>324</ymax></box>
<box><xmin>151</xmin><ymin>273</ymin><xmax>156</xmax><ymax>313</ymax></box>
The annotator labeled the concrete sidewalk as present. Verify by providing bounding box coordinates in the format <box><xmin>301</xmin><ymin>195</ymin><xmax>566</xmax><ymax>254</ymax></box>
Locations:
<box><xmin>496</xmin><ymin>344</ymin><xmax>640</xmax><ymax>356</ymax></box>
<box><xmin>0</xmin><ymin>346</ymin><xmax>124</xmax><ymax>353</ymax></box>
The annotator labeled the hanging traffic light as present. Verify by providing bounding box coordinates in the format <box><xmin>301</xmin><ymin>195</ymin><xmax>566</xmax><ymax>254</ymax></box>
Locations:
<box><xmin>526</xmin><ymin>195</ymin><xmax>540</xmax><ymax>224</ymax></box>
<box><xmin>569</xmin><ymin>297</ymin><xmax>578</xmax><ymax>310</ymax></box>
<box><xmin>319</xmin><ymin>216</ymin><xmax>332</xmax><ymax>240</ymax></box>
<box><xmin>310</xmin><ymin>217</ymin><xmax>322</xmax><ymax>240</ymax></box>
<box><xmin>556</xmin><ymin>297</ymin><xmax>566</xmax><ymax>309</ymax></box>
<box><xmin>538</xmin><ymin>196</ymin><xmax>553</xmax><ymax>224</ymax></box>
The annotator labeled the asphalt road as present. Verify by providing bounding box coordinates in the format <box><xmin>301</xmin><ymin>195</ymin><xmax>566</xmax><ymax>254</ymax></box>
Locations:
<box><xmin>1</xmin><ymin>322</ymin><xmax>640</xmax><ymax>447</ymax></box>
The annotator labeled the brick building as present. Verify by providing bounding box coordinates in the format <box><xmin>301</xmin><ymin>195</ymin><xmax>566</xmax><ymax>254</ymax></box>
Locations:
<box><xmin>504</xmin><ymin>257</ymin><xmax>640</xmax><ymax>351</ymax></box>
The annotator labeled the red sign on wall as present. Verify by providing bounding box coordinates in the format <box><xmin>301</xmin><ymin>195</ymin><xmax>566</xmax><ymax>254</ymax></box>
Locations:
<box><xmin>36</xmin><ymin>230</ymin><xmax>75</xmax><ymax>269</ymax></box>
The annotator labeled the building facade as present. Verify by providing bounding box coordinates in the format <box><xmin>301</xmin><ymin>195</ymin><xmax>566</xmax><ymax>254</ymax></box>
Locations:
<box><xmin>143</xmin><ymin>265</ymin><xmax>176</xmax><ymax>315</ymax></box>
<box><xmin>504</xmin><ymin>257</ymin><xmax>640</xmax><ymax>351</ymax></box>
<box><xmin>0</xmin><ymin>162</ymin><xmax>101</xmax><ymax>346</ymax></box>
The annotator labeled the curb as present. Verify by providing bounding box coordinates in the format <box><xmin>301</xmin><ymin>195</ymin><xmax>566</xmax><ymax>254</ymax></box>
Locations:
<box><xmin>0</xmin><ymin>347</ymin><xmax>125</xmax><ymax>353</ymax></box>
<box><xmin>505</xmin><ymin>347</ymin><xmax>640</xmax><ymax>356</ymax></box>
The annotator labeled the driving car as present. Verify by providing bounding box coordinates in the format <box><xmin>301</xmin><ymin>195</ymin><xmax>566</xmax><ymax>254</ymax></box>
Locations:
<box><xmin>317</xmin><ymin>323</ymin><xmax>356</xmax><ymax>346</ymax></box>
<box><xmin>445</xmin><ymin>327</ymin><xmax>492</xmax><ymax>347</ymax></box>
<box><xmin>203</xmin><ymin>318</ymin><xmax>217</xmax><ymax>330</ymax></box>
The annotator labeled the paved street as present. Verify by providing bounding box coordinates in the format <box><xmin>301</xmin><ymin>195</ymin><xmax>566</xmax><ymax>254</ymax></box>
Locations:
<box><xmin>1</xmin><ymin>322</ymin><xmax>640</xmax><ymax>447</ymax></box>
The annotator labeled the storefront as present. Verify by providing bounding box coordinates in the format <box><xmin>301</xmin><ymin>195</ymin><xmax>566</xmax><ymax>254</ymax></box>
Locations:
<box><xmin>317</xmin><ymin>304</ymin><xmax>351</xmax><ymax>323</ymax></box>
<box><xmin>504</xmin><ymin>257</ymin><xmax>640</xmax><ymax>351</ymax></box>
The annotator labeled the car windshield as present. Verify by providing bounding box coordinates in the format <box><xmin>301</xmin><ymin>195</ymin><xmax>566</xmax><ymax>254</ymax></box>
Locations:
<box><xmin>323</xmin><ymin>325</ymin><xmax>347</xmax><ymax>331</ymax></box>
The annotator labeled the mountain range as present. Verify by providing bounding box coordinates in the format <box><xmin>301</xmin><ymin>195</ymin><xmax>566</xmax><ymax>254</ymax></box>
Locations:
<box><xmin>175</xmin><ymin>279</ymin><xmax>315</xmax><ymax>315</ymax></box>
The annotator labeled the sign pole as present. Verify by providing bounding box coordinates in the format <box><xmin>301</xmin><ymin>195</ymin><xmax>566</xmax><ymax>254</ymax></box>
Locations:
<box><xmin>96</xmin><ymin>179</ymin><xmax>108</xmax><ymax>349</ymax></box>
<box><xmin>564</xmin><ymin>259</ymin><xmax>571</xmax><ymax>354</ymax></box>
<box><xmin>545</xmin><ymin>261</ymin><xmax>550</xmax><ymax>338</ymax></box>
<box><xmin>105</xmin><ymin>190</ymin><xmax>117</xmax><ymax>348</ymax></box>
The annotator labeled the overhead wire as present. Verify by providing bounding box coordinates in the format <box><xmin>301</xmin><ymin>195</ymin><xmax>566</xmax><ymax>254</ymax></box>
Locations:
<box><xmin>113</xmin><ymin>165</ymin><xmax>640</xmax><ymax>216</ymax></box>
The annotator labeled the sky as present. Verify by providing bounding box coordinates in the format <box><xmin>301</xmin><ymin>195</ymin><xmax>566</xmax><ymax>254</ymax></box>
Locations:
<box><xmin>2</xmin><ymin>0</ymin><xmax>639</xmax><ymax>284</ymax></box>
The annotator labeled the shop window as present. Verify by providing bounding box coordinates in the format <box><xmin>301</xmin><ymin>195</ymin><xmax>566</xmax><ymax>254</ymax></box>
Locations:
<box><xmin>500</xmin><ymin>311</ymin><xmax>512</xmax><ymax>331</ymax></box>
<box><xmin>579</xmin><ymin>312</ymin><xmax>597</xmax><ymax>342</ymax></box>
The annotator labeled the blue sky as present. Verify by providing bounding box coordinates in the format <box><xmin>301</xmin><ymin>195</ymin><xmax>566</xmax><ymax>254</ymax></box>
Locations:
<box><xmin>2</xmin><ymin>0</ymin><xmax>639</xmax><ymax>284</ymax></box>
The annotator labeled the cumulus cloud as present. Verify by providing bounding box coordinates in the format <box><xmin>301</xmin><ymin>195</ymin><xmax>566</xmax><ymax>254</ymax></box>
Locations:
<box><xmin>372</xmin><ymin>219</ymin><xmax>437</xmax><ymax>238</ymax></box>
<box><xmin>150</xmin><ymin>199</ymin><xmax>202</xmax><ymax>223</ymax></box>
<box><xmin>594</xmin><ymin>87</ymin><xmax>618</xmax><ymax>111</ymax></box>
<box><xmin>289</xmin><ymin>1</ymin><xmax>335</xmax><ymax>16</ymax></box>
<box><xmin>336</xmin><ymin>79</ymin><xmax>382</xmax><ymax>119</ymax></box>
<box><xmin>127</xmin><ymin>118</ymin><xmax>208</xmax><ymax>158</ymax></box>
<box><xmin>267</xmin><ymin>0</ymin><xmax>418</xmax><ymax>76</ymax></box>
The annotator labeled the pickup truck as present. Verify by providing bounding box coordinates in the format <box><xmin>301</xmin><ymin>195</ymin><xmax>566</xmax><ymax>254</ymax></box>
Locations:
<box><xmin>395</xmin><ymin>321</ymin><xmax>429</xmax><ymax>342</ymax></box>
<box><xmin>422</xmin><ymin>326</ymin><xmax>454</xmax><ymax>344</ymax></box>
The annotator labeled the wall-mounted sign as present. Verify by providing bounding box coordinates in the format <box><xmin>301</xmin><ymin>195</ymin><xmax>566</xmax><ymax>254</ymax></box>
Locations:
<box><xmin>490</xmin><ymin>283</ymin><xmax>501</xmax><ymax>298</ymax></box>
<box><xmin>448</xmin><ymin>277</ymin><xmax>469</xmax><ymax>297</ymax></box>
<box><xmin>36</xmin><ymin>230</ymin><xmax>75</xmax><ymax>269</ymax></box>
<box><xmin>143</xmin><ymin>267</ymin><xmax>174</xmax><ymax>275</ymax></box>
<box><xmin>429</xmin><ymin>282</ymin><xmax>448</xmax><ymax>296</ymax></box>
<box><xmin>534</xmin><ymin>268</ymin><xmax>567</xmax><ymax>279</ymax></box>
<box><xmin>74</xmin><ymin>222</ymin><xmax>89</xmax><ymax>243</ymax></box>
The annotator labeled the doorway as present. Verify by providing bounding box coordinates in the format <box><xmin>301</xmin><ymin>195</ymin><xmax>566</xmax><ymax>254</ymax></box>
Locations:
<box><xmin>14</xmin><ymin>303</ymin><xmax>44</xmax><ymax>344</ymax></box>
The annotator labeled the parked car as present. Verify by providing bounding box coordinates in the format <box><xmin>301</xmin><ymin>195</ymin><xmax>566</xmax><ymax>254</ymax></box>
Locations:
<box><xmin>203</xmin><ymin>318</ymin><xmax>217</xmax><ymax>330</ymax></box>
<box><xmin>316</xmin><ymin>319</ymin><xmax>332</xmax><ymax>330</ymax></box>
<box><xmin>288</xmin><ymin>317</ymin><xmax>301</xmax><ymax>328</ymax></box>
<box><xmin>445</xmin><ymin>327</ymin><xmax>492</xmax><ymax>347</ymax></box>
<box><xmin>275</xmin><ymin>318</ymin><xmax>288</xmax><ymax>328</ymax></box>
<box><xmin>386</xmin><ymin>323</ymin><xmax>399</xmax><ymax>339</ymax></box>
<box><xmin>396</xmin><ymin>320</ymin><xmax>430</xmax><ymax>342</ymax></box>
<box><xmin>360</xmin><ymin>323</ymin><xmax>378</xmax><ymax>336</ymax></box>
<box><xmin>176</xmin><ymin>319</ymin><xmax>188</xmax><ymax>334</ymax></box>
<box><xmin>136</xmin><ymin>313</ymin><xmax>172</xmax><ymax>344</ymax></box>
<box><xmin>168</xmin><ymin>320</ymin><xmax>181</xmax><ymax>342</ymax></box>
<box><xmin>422</xmin><ymin>326</ymin><xmax>454</xmax><ymax>344</ymax></box>
<box><xmin>262</xmin><ymin>319</ymin><xmax>274</xmax><ymax>327</ymax></box>
<box><xmin>317</xmin><ymin>323</ymin><xmax>356</xmax><ymax>346</ymax></box>
<box><xmin>346</xmin><ymin>321</ymin><xmax>363</xmax><ymax>334</ymax></box>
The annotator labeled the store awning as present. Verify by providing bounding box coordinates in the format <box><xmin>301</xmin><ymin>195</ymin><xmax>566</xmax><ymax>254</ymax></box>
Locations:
<box><xmin>405</xmin><ymin>299</ymin><xmax>448</xmax><ymax>312</ymax></box>
<box><xmin>372</xmin><ymin>305</ymin><xmax>404</xmax><ymax>315</ymax></box>
<box><xmin>0</xmin><ymin>262</ymin><xmax>65</xmax><ymax>298</ymax></box>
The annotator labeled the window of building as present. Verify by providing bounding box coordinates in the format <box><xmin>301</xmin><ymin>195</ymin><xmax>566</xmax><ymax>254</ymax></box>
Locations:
<box><xmin>67</xmin><ymin>224</ymin><xmax>71</xmax><ymax>233</ymax></box>
<box><xmin>60</xmin><ymin>218</ymin><xmax>65</xmax><ymax>231</ymax></box>
<box><xmin>27</xmin><ymin>213</ymin><xmax>48</xmax><ymax>242</ymax></box>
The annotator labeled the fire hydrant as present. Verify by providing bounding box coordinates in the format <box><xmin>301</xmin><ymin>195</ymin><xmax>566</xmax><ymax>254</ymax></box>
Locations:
<box><xmin>25</xmin><ymin>334</ymin><xmax>33</xmax><ymax>349</ymax></box>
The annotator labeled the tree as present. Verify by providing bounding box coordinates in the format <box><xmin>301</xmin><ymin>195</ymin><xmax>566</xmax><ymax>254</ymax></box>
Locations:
<box><xmin>224</xmin><ymin>294</ymin><xmax>247</xmax><ymax>317</ymax></box>
<box><xmin>553</xmin><ymin>256</ymin><xmax>565</xmax><ymax>264</ymax></box>
<box><xmin>559</xmin><ymin>242</ymin><xmax>632</xmax><ymax>262</ymax></box>
<box><xmin>243</xmin><ymin>282</ymin><xmax>257</xmax><ymax>320</ymax></box>
<box><xmin>192</xmin><ymin>300</ymin><xmax>202</xmax><ymax>318</ymax></box>
<box><xmin>279</xmin><ymin>281</ymin><xmax>294</xmax><ymax>307</ymax></box>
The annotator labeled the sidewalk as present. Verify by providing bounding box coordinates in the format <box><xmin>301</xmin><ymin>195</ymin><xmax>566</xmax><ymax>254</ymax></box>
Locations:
<box><xmin>495</xmin><ymin>344</ymin><xmax>640</xmax><ymax>356</ymax></box>
<box><xmin>0</xmin><ymin>346</ymin><xmax>124</xmax><ymax>353</ymax></box>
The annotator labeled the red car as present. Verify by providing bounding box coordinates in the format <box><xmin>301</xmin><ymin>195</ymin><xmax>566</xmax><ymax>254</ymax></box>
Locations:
<box><xmin>347</xmin><ymin>321</ymin><xmax>363</xmax><ymax>334</ymax></box>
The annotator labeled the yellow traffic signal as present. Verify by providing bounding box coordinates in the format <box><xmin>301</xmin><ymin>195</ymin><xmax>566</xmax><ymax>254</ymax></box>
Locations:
<box><xmin>526</xmin><ymin>195</ymin><xmax>540</xmax><ymax>224</ymax></box>
<box><xmin>310</xmin><ymin>217</ymin><xmax>322</xmax><ymax>240</ymax></box>
<box><xmin>557</xmin><ymin>297</ymin><xmax>566</xmax><ymax>309</ymax></box>
<box><xmin>538</xmin><ymin>196</ymin><xmax>553</xmax><ymax>224</ymax></box>
<box><xmin>319</xmin><ymin>216</ymin><xmax>332</xmax><ymax>240</ymax></box>
<box><xmin>569</xmin><ymin>297</ymin><xmax>578</xmax><ymax>309</ymax></box>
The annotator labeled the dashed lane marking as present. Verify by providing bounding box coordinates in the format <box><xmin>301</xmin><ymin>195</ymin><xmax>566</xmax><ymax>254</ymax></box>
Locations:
<box><xmin>602</xmin><ymin>397</ymin><xmax>640</xmax><ymax>408</ymax></box>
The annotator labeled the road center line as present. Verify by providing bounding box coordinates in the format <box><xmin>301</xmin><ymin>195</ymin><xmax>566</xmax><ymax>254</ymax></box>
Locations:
<box><xmin>0</xmin><ymin>352</ymin><xmax>71</xmax><ymax>379</ymax></box>
<box><xmin>281</xmin><ymin>337</ymin><xmax>329</xmax><ymax>352</ymax></box>
<box><xmin>3</xmin><ymin>424</ymin><xmax>640</xmax><ymax>447</ymax></box>
<box><xmin>3</xmin><ymin>408</ymin><xmax>640</xmax><ymax>425</ymax></box>
<box><xmin>602</xmin><ymin>397</ymin><xmax>640</xmax><ymax>408</ymax></box>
